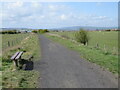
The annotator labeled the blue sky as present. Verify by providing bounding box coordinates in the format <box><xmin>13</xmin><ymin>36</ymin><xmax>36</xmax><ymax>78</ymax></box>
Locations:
<box><xmin>1</xmin><ymin>2</ymin><xmax>118</xmax><ymax>29</ymax></box>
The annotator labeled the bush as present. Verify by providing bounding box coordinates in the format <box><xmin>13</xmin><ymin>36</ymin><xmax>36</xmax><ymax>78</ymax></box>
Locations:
<box><xmin>44</xmin><ymin>29</ymin><xmax>49</xmax><ymax>32</ymax></box>
<box><xmin>32</xmin><ymin>30</ymin><xmax>38</xmax><ymax>33</ymax></box>
<box><xmin>39</xmin><ymin>29</ymin><xmax>49</xmax><ymax>33</ymax></box>
<box><xmin>39</xmin><ymin>30</ymin><xmax>45</xmax><ymax>33</ymax></box>
<box><xmin>105</xmin><ymin>29</ymin><xmax>111</xmax><ymax>31</ymax></box>
<box><xmin>75</xmin><ymin>29</ymin><xmax>89</xmax><ymax>45</ymax></box>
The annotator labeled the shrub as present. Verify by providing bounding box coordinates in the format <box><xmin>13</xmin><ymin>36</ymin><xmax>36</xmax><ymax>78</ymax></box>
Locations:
<box><xmin>32</xmin><ymin>30</ymin><xmax>38</xmax><ymax>33</ymax></box>
<box><xmin>39</xmin><ymin>30</ymin><xmax>45</xmax><ymax>33</ymax></box>
<box><xmin>75</xmin><ymin>29</ymin><xmax>89</xmax><ymax>45</ymax></box>
<box><xmin>32</xmin><ymin>29</ymin><xmax>49</xmax><ymax>34</ymax></box>
<box><xmin>38</xmin><ymin>29</ymin><xmax>49</xmax><ymax>34</ymax></box>
<box><xmin>44</xmin><ymin>29</ymin><xmax>49</xmax><ymax>32</ymax></box>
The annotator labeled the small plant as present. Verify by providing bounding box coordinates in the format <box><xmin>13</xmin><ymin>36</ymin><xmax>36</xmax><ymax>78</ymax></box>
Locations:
<box><xmin>75</xmin><ymin>29</ymin><xmax>89</xmax><ymax>45</ymax></box>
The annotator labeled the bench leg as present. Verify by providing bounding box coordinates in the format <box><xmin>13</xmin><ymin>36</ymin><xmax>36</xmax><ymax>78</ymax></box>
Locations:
<box><xmin>13</xmin><ymin>60</ymin><xmax>18</xmax><ymax>69</ymax></box>
<box><xmin>18</xmin><ymin>59</ymin><xmax>23</xmax><ymax>69</ymax></box>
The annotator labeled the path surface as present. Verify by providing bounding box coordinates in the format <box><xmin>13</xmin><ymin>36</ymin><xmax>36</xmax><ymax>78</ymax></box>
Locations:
<box><xmin>34</xmin><ymin>35</ymin><xmax>118</xmax><ymax>88</ymax></box>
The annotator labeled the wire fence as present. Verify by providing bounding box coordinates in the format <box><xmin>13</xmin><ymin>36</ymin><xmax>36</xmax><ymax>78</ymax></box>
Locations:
<box><xmin>2</xmin><ymin>34</ymin><xmax>29</xmax><ymax>51</ymax></box>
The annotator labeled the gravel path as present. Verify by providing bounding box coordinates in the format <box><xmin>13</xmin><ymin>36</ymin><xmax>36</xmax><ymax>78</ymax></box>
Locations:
<box><xmin>34</xmin><ymin>35</ymin><xmax>118</xmax><ymax>88</ymax></box>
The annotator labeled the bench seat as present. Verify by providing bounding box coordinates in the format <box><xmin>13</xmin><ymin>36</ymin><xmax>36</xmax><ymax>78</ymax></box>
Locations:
<box><xmin>15</xmin><ymin>51</ymin><xmax>23</xmax><ymax>60</ymax></box>
<box><xmin>11</xmin><ymin>52</ymin><xmax>19</xmax><ymax>60</ymax></box>
<box><xmin>11</xmin><ymin>51</ymin><xmax>23</xmax><ymax>60</ymax></box>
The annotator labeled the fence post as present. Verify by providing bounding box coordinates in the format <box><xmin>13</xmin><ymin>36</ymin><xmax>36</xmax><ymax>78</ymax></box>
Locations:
<box><xmin>104</xmin><ymin>44</ymin><xmax>107</xmax><ymax>54</ymax></box>
<box><xmin>8</xmin><ymin>41</ymin><xmax>10</xmax><ymax>47</ymax></box>
<box><xmin>96</xmin><ymin>43</ymin><xmax>99</xmax><ymax>48</ymax></box>
<box><xmin>112</xmin><ymin>47</ymin><xmax>116</xmax><ymax>55</ymax></box>
<box><xmin>16</xmin><ymin>38</ymin><xmax>18</xmax><ymax>44</ymax></box>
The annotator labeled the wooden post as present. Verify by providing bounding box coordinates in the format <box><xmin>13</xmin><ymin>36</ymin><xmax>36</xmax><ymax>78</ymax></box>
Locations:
<box><xmin>104</xmin><ymin>44</ymin><xmax>107</xmax><ymax>54</ymax></box>
<box><xmin>8</xmin><ymin>41</ymin><xmax>10</xmax><ymax>47</ymax></box>
<box><xmin>112</xmin><ymin>47</ymin><xmax>116</xmax><ymax>55</ymax></box>
<box><xmin>96</xmin><ymin>43</ymin><xmax>99</xmax><ymax>48</ymax></box>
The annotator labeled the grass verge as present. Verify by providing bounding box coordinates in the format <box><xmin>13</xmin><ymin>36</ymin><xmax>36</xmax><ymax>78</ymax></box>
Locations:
<box><xmin>1</xmin><ymin>33</ymin><xmax>41</xmax><ymax>88</ymax></box>
<box><xmin>50</xmin><ymin>31</ymin><xmax>118</xmax><ymax>55</ymax></box>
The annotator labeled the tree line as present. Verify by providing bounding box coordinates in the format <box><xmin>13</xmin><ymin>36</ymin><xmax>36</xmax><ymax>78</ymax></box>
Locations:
<box><xmin>0</xmin><ymin>30</ymin><xmax>21</xmax><ymax>34</ymax></box>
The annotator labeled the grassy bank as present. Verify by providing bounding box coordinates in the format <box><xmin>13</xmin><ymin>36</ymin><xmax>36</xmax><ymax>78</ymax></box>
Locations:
<box><xmin>1</xmin><ymin>33</ymin><xmax>40</xmax><ymax>88</ymax></box>
<box><xmin>45</xmin><ymin>34</ymin><xmax>118</xmax><ymax>74</ymax></box>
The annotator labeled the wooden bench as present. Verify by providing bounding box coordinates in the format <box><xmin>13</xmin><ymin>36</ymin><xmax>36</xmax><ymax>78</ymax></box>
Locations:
<box><xmin>11</xmin><ymin>51</ymin><xmax>23</xmax><ymax>68</ymax></box>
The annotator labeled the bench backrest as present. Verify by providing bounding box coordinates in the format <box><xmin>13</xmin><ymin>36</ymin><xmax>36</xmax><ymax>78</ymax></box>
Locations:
<box><xmin>11</xmin><ymin>52</ymin><xmax>19</xmax><ymax>60</ymax></box>
<box><xmin>15</xmin><ymin>51</ymin><xmax>23</xmax><ymax>60</ymax></box>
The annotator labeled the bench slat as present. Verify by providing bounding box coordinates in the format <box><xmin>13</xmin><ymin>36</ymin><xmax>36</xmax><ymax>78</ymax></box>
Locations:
<box><xmin>15</xmin><ymin>51</ymin><xmax>23</xmax><ymax>60</ymax></box>
<box><xmin>11</xmin><ymin>52</ymin><xmax>20</xmax><ymax>60</ymax></box>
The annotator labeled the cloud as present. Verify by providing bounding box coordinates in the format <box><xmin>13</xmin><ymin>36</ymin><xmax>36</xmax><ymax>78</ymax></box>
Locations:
<box><xmin>93</xmin><ymin>16</ymin><xmax>108</xmax><ymax>20</ymax></box>
<box><xmin>6</xmin><ymin>1</ymin><xmax>23</xmax><ymax>9</ymax></box>
<box><xmin>77</xmin><ymin>14</ymin><xmax>110</xmax><ymax>21</ymax></box>
<box><xmin>13</xmin><ymin>1</ymin><xmax>23</xmax><ymax>7</ymax></box>
<box><xmin>48</xmin><ymin>5</ymin><xmax>57</xmax><ymax>11</ymax></box>
<box><xmin>32</xmin><ymin>2</ymin><xmax>42</xmax><ymax>8</ymax></box>
<box><xmin>1</xmin><ymin>2</ymin><xmax>117</xmax><ymax>28</ymax></box>
<box><xmin>60</xmin><ymin>14</ymin><xmax>67</xmax><ymax>20</ymax></box>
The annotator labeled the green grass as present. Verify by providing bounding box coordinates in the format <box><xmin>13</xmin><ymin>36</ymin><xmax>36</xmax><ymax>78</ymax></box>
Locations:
<box><xmin>2</xmin><ymin>70</ymin><xmax>39</xmax><ymax>88</ymax></box>
<box><xmin>1</xmin><ymin>34</ymin><xmax>29</xmax><ymax>51</ymax></box>
<box><xmin>1</xmin><ymin>33</ymin><xmax>41</xmax><ymax>88</ymax></box>
<box><xmin>20</xmin><ymin>34</ymin><xmax>41</xmax><ymax>61</ymax></box>
<box><xmin>50</xmin><ymin>31</ymin><xmax>118</xmax><ymax>55</ymax></box>
<box><xmin>45</xmin><ymin>34</ymin><xmax>118</xmax><ymax>74</ymax></box>
<box><xmin>88</xmin><ymin>31</ymin><xmax>118</xmax><ymax>53</ymax></box>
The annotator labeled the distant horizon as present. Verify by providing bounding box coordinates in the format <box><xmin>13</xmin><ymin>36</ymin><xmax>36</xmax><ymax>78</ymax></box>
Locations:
<box><xmin>1</xmin><ymin>25</ymin><xmax>118</xmax><ymax>30</ymax></box>
<box><xmin>1</xmin><ymin>25</ymin><xmax>118</xmax><ymax>28</ymax></box>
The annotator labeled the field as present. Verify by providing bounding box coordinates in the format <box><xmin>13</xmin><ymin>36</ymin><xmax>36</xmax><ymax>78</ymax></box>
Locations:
<box><xmin>1</xmin><ymin>33</ymin><xmax>41</xmax><ymax>88</ymax></box>
<box><xmin>50</xmin><ymin>31</ymin><xmax>118</xmax><ymax>55</ymax></box>
<box><xmin>45</xmin><ymin>31</ymin><xmax>118</xmax><ymax>74</ymax></box>
<box><xmin>2</xmin><ymin>34</ymin><xmax>28</xmax><ymax>51</ymax></box>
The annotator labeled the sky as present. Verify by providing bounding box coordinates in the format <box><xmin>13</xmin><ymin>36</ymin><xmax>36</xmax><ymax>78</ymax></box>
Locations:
<box><xmin>1</xmin><ymin>2</ymin><xmax>118</xmax><ymax>29</ymax></box>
